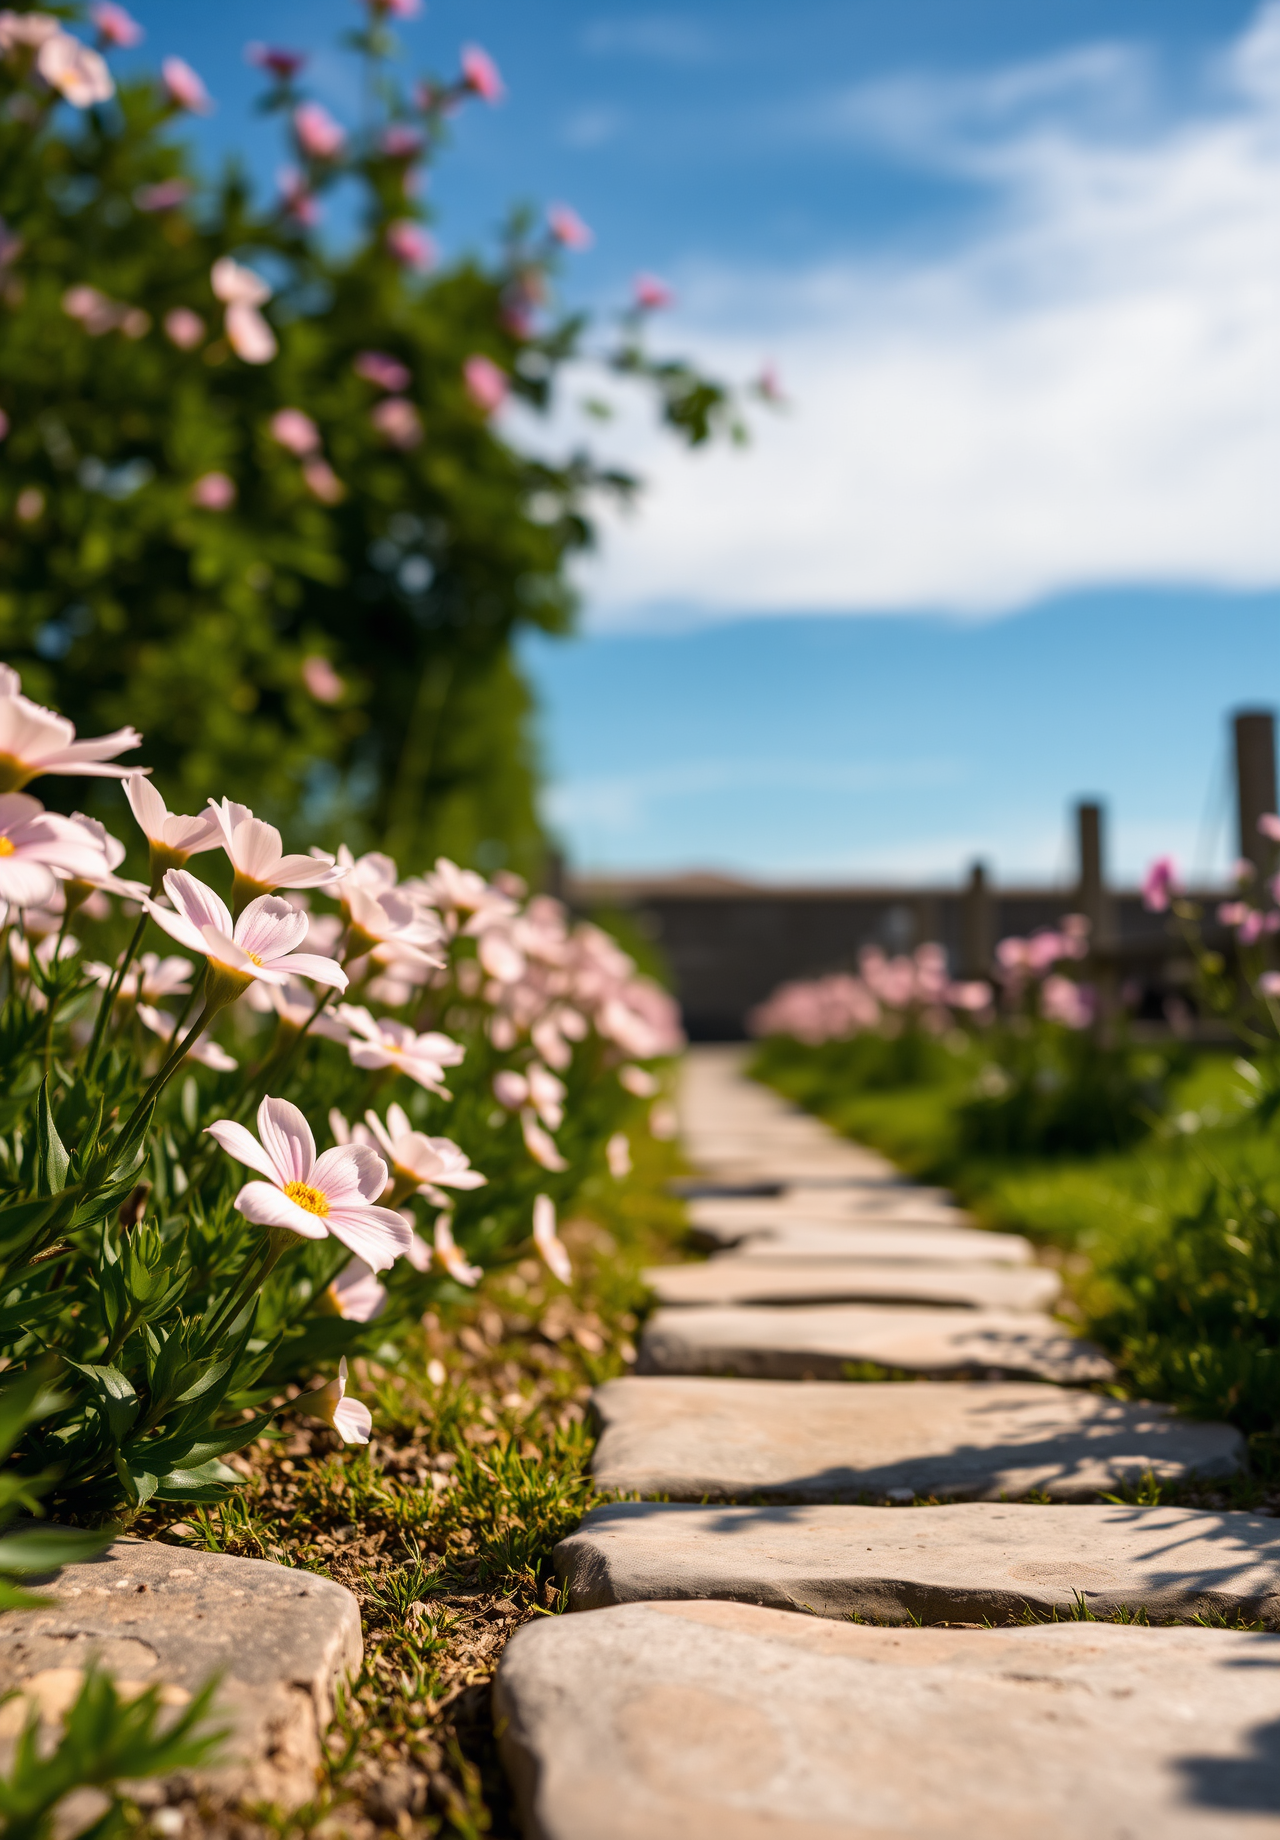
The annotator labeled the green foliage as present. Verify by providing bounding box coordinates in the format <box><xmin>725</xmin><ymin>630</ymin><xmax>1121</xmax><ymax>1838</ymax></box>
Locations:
<box><xmin>0</xmin><ymin>7</ymin><xmax>748</xmax><ymax>873</ymax></box>
<box><xmin>956</xmin><ymin>1026</ymin><xmax>1173</xmax><ymax>1158</ymax></box>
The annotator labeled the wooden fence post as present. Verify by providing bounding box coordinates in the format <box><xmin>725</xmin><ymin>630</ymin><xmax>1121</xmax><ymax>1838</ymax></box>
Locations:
<box><xmin>1233</xmin><ymin>709</ymin><xmax>1277</xmax><ymax>879</ymax></box>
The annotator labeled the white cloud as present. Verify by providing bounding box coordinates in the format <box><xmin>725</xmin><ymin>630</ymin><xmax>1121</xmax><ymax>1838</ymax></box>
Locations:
<box><xmin>540</xmin><ymin>6</ymin><xmax>1280</xmax><ymax>629</ymax></box>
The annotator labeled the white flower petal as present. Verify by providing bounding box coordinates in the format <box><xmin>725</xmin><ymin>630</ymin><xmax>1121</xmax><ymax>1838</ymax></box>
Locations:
<box><xmin>233</xmin><ymin>1179</ymin><xmax>329</xmax><ymax>1238</ymax></box>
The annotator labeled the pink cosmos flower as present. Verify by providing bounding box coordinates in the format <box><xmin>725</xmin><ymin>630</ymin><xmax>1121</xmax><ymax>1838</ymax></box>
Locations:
<box><xmin>0</xmin><ymin>793</ymin><xmax>116</xmax><ymax>908</ymax></box>
<box><xmin>381</xmin><ymin>0</ymin><xmax>422</xmax><ymax>16</ymax></box>
<box><xmin>460</xmin><ymin>44</ymin><xmax>503</xmax><ymax>103</ymax></box>
<box><xmin>269</xmin><ymin>408</ymin><xmax>321</xmax><ymax>456</ymax></box>
<box><xmin>302</xmin><ymin>655</ymin><xmax>344</xmax><ymax>704</ymax></box>
<box><xmin>385</xmin><ymin>220</ymin><xmax>434</xmax><ymax>270</ymax></box>
<box><xmin>606</xmin><ymin>1132</ymin><xmax>631</xmax><ymax>1180</ymax></box>
<box><xmin>190</xmin><ymin>471</ymin><xmax>235</xmax><ymax>510</ymax></box>
<box><xmin>136</xmin><ymin>180</ymin><xmax>191</xmax><ymax>213</ymax></box>
<box><xmin>362</xmin><ymin>1101</ymin><xmax>487</xmax><ymax>1205</ymax></box>
<box><xmin>211</xmin><ymin>257</ymin><xmax>276</xmax><ymax>364</ymax></box>
<box><xmin>246</xmin><ymin>44</ymin><xmax>306</xmax><ymax>81</ymax></box>
<box><xmin>137</xmin><ymin>1001</ymin><xmax>237</xmax><ymax>1072</ymax></box>
<box><xmin>532</xmin><ymin>1193</ymin><xmax>571</xmax><ymax>1284</ymax></box>
<box><xmin>618</xmin><ymin>1064</ymin><xmax>659</xmax><ymax>1099</ymax></box>
<box><xmin>206</xmin><ymin>796</ymin><xmax>345</xmax><ymax>907</ymax></box>
<box><xmin>547</xmin><ymin>204</ymin><xmax>592</xmax><ymax>249</ymax></box>
<box><xmin>434</xmin><ymin>1214</ymin><xmax>481</xmax><ymax>1287</ymax></box>
<box><xmin>1258</xmin><ymin>971</ymin><xmax>1280</xmax><ymax>999</ymax></box>
<box><xmin>1259</xmin><ymin>814</ymin><xmax>1280</xmax><ymax>843</ymax></box>
<box><xmin>1040</xmin><ymin>975</ymin><xmax>1094</xmax><ymax>1030</ymax></box>
<box><xmin>370</xmin><ymin>397</ymin><xmax>423</xmax><ymax>449</ymax></box>
<box><xmin>354</xmin><ymin>350</ymin><xmax>411</xmax><ymax>392</ymax></box>
<box><xmin>463</xmin><ymin>354</ymin><xmax>508</xmax><ymax>415</ymax></box>
<box><xmin>0</xmin><ymin>682</ymin><xmax>142</xmax><ymax>793</ymax></box>
<box><xmin>649</xmin><ymin>1101</ymin><xmax>678</xmax><ymax>1140</ymax></box>
<box><xmin>207</xmin><ymin>1095</ymin><xmax>410</xmax><ymax>1270</ymax></box>
<box><xmin>492</xmin><ymin>1069</ymin><xmax>528</xmax><ymax>1110</ymax></box>
<box><xmin>633</xmin><ymin>272</ymin><xmax>673</xmax><ymax>311</ymax></box>
<box><xmin>91</xmin><ymin>4</ymin><xmax>141</xmax><ymax>47</ymax></box>
<box><xmin>62</xmin><ymin>812</ymin><xmax>147</xmax><ymax>902</ymax></box>
<box><xmin>521</xmin><ymin>1109</ymin><xmax>567</xmax><ymax>1173</ymax></box>
<box><xmin>1142</xmin><ymin>856</ymin><xmax>1179</xmax><ymax>914</ymax></box>
<box><xmin>311</xmin><ymin>1358</ymin><xmax>372</xmax><ymax>1445</ymax></box>
<box><xmin>161</xmin><ymin>55</ymin><xmax>210</xmax><ymax>113</ymax></box>
<box><xmin>147</xmin><ymin>870</ymin><xmax>348</xmax><ymax>999</ymax></box>
<box><xmin>38</xmin><ymin>33</ymin><xmax>113</xmax><ymax>107</ymax></box>
<box><xmin>86</xmin><ymin>950</ymin><xmax>193</xmax><ymax>1005</ymax></box>
<box><xmin>124</xmin><ymin>773</ymin><xmax>222</xmax><ymax>879</ymax></box>
<box><xmin>163</xmin><ymin>307</ymin><xmax>204</xmax><ymax>349</ymax></box>
<box><xmin>326</xmin><ymin>1258</ymin><xmax>385</xmax><ymax>1322</ymax></box>
<box><xmin>337</xmin><ymin>1005</ymin><xmax>464</xmax><ymax>1094</ymax></box>
<box><xmin>303</xmin><ymin>458</ymin><xmax>345</xmax><ymax>502</ymax></box>
<box><xmin>0</xmin><ymin>14</ymin><xmax>62</xmax><ymax>50</ymax></box>
<box><xmin>277</xmin><ymin>166</ymin><xmax>318</xmax><ymax>226</ymax></box>
<box><xmin>381</xmin><ymin>123</ymin><xmax>422</xmax><ymax>158</ymax></box>
<box><xmin>294</xmin><ymin>101</ymin><xmax>345</xmax><ymax>160</ymax></box>
<box><xmin>16</xmin><ymin>489</ymin><xmax>44</xmax><ymax>524</ymax></box>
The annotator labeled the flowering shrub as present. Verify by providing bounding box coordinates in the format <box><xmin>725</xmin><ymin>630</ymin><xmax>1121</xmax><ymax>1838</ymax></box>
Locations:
<box><xmin>0</xmin><ymin>664</ymin><xmax>679</xmax><ymax>1520</ymax></box>
<box><xmin>0</xmin><ymin>3</ymin><xmax>768</xmax><ymax>872</ymax></box>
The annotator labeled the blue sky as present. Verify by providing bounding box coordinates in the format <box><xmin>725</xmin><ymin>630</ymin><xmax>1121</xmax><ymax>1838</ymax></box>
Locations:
<box><xmin>116</xmin><ymin>1</ymin><xmax>1279</xmax><ymax>885</ymax></box>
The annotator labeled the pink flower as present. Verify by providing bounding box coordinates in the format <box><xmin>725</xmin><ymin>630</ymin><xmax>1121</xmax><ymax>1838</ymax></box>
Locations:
<box><xmin>1142</xmin><ymin>856</ymin><xmax>1179</xmax><ymax>914</ymax></box>
<box><xmin>0</xmin><ymin>412</ymin><xmax>8</xmax><ymax>442</ymax></box>
<box><xmin>548</xmin><ymin>204</ymin><xmax>592</xmax><ymax>249</ymax></box>
<box><xmin>385</xmin><ymin>219</ymin><xmax>434</xmax><ymax>269</ymax></box>
<box><xmin>326</xmin><ymin>1258</ymin><xmax>386</xmax><ymax>1322</ymax></box>
<box><xmin>618</xmin><ymin>1063</ymin><xmax>659</xmax><ymax>1099</ymax></box>
<box><xmin>532</xmin><ymin>1193</ymin><xmax>571</xmax><ymax>1284</ymax></box>
<box><xmin>606</xmin><ymin>1132</ymin><xmax>631</xmax><ymax>1179</ymax></box>
<box><xmin>363</xmin><ymin>1102</ymin><xmax>487</xmax><ymax>1204</ymax></box>
<box><xmin>147</xmin><ymin>870</ymin><xmax>348</xmax><ymax>998</ymax></box>
<box><xmin>381</xmin><ymin>124</ymin><xmax>422</xmax><ymax>158</ymax></box>
<box><xmin>0</xmin><ymin>793</ymin><xmax>117</xmax><ymax>908</ymax></box>
<box><xmin>269</xmin><ymin>407</ymin><xmax>321</xmax><ymax>456</ymax></box>
<box><xmin>301</xmin><ymin>655</ymin><xmax>344</xmax><ymax>704</ymax></box>
<box><xmin>161</xmin><ymin>55</ymin><xmax>210</xmax><ymax>113</ymax></box>
<box><xmin>208</xmin><ymin>1097</ymin><xmax>410</xmax><ymax>1271</ymax></box>
<box><xmin>649</xmin><ymin>1101</ymin><xmax>678</xmax><ymax>1140</ymax></box>
<box><xmin>370</xmin><ymin>397</ymin><xmax>423</xmax><ymax>449</ymax></box>
<box><xmin>337</xmin><ymin>1007</ymin><xmax>463</xmax><ymax>1095</ymax></box>
<box><xmin>277</xmin><ymin>166</ymin><xmax>318</xmax><ymax>226</ymax></box>
<box><xmin>135</xmin><ymin>180</ymin><xmax>191</xmax><ymax>216</ymax></box>
<box><xmin>303</xmin><ymin>458</ymin><xmax>344</xmax><ymax>502</ymax></box>
<box><xmin>463</xmin><ymin>354</ymin><xmax>508</xmax><ymax>415</ymax></box>
<box><xmin>1238</xmin><ymin>909</ymin><xmax>1267</xmax><ymax>946</ymax></box>
<box><xmin>0</xmin><ymin>682</ymin><xmax>142</xmax><ymax>792</ymax></box>
<box><xmin>310</xmin><ymin>1358</ymin><xmax>372</xmax><ymax>1444</ymax></box>
<box><xmin>1259</xmin><ymin>814</ymin><xmax>1280</xmax><ymax>843</ymax></box>
<box><xmin>37</xmin><ymin>33</ymin><xmax>114</xmax><ymax>107</ymax></box>
<box><xmin>354</xmin><ymin>350</ymin><xmax>411</xmax><ymax>392</ymax></box>
<box><xmin>1258</xmin><ymin>972</ymin><xmax>1280</xmax><ymax>999</ymax></box>
<box><xmin>163</xmin><ymin>306</ymin><xmax>204</xmax><ymax>349</ymax></box>
<box><xmin>521</xmin><ymin>1109</ymin><xmax>567</xmax><ymax>1173</ymax></box>
<box><xmin>433</xmin><ymin>1213</ymin><xmax>481</xmax><ymax>1287</ymax></box>
<box><xmin>246</xmin><ymin>43</ymin><xmax>305</xmax><ymax>81</ymax></box>
<box><xmin>493</xmin><ymin>1069</ymin><xmax>528</xmax><ymax>1110</ymax></box>
<box><xmin>633</xmin><ymin>272</ymin><xmax>673</xmax><ymax>311</ymax></box>
<box><xmin>211</xmin><ymin>257</ymin><xmax>276</xmax><ymax>364</ymax></box>
<box><xmin>0</xmin><ymin>14</ymin><xmax>62</xmax><ymax>50</ymax></box>
<box><xmin>124</xmin><ymin>774</ymin><xmax>222</xmax><ymax>875</ymax></box>
<box><xmin>136</xmin><ymin>1002</ymin><xmax>237</xmax><ymax>1073</ymax></box>
<box><xmin>1040</xmin><ymin>974</ymin><xmax>1094</xmax><ymax>1030</ymax></box>
<box><xmin>206</xmin><ymin>796</ymin><xmax>345</xmax><ymax>905</ymax></box>
<box><xmin>369</xmin><ymin>0</ymin><xmax>422</xmax><ymax>16</ymax></box>
<box><xmin>460</xmin><ymin>43</ymin><xmax>503</xmax><ymax>102</ymax></box>
<box><xmin>91</xmin><ymin>4</ymin><xmax>142</xmax><ymax>47</ymax></box>
<box><xmin>190</xmin><ymin>471</ymin><xmax>235</xmax><ymax>510</ymax></box>
<box><xmin>756</xmin><ymin>362</ymin><xmax>785</xmax><ymax>404</ymax></box>
<box><xmin>294</xmin><ymin>101</ymin><xmax>345</xmax><ymax>160</ymax></box>
<box><xmin>15</xmin><ymin>488</ymin><xmax>44</xmax><ymax>524</ymax></box>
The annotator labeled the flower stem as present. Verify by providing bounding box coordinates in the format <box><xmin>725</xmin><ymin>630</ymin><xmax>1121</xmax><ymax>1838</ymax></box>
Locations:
<box><xmin>84</xmin><ymin>908</ymin><xmax>149</xmax><ymax>1078</ymax></box>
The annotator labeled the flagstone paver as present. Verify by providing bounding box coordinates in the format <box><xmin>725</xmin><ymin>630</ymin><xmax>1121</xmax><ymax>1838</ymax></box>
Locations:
<box><xmin>591</xmin><ymin>1376</ymin><xmax>1243</xmax><ymax>1500</ymax></box>
<box><xmin>554</xmin><ymin>1499</ymin><xmax>1280</xmax><ymax>1624</ymax></box>
<box><xmin>700</xmin><ymin>1223</ymin><xmax>1035</xmax><ymax>1263</ymax></box>
<box><xmin>494</xmin><ymin>1599</ymin><xmax>1280</xmax><ymax>1840</ymax></box>
<box><xmin>0</xmin><ymin>1538</ymin><xmax>362</xmax><ymax>1810</ymax></box>
<box><xmin>644</xmin><ymin>1258</ymin><xmax>1060</xmax><ymax>1312</ymax></box>
<box><xmin>637</xmin><ymin>1302</ymin><xmax>1112</xmax><ymax>1383</ymax></box>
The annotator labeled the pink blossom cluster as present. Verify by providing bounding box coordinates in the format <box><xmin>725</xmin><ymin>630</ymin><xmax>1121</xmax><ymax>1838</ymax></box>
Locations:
<box><xmin>749</xmin><ymin>943</ymin><xmax>993</xmax><ymax>1044</ymax></box>
<box><xmin>993</xmin><ymin>917</ymin><xmax>1093</xmax><ymax>1029</ymax></box>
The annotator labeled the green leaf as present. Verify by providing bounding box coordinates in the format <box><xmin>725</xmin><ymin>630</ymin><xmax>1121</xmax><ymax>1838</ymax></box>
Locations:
<box><xmin>151</xmin><ymin>1458</ymin><xmax>239</xmax><ymax>1500</ymax></box>
<box><xmin>0</xmin><ymin>1195</ymin><xmax>58</xmax><ymax>1259</ymax></box>
<box><xmin>35</xmin><ymin>1080</ymin><xmax>69</xmax><ymax>1198</ymax></box>
<box><xmin>0</xmin><ymin>1526</ymin><xmax>114</xmax><ymax>1576</ymax></box>
<box><xmin>71</xmin><ymin>1364</ymin><xmax>140</xmax><ymax>1445</ymax></box>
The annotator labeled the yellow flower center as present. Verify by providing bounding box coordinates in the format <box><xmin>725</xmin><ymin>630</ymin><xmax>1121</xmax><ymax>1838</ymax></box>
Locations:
<box><xmin>284</xmin><ymin>1180</ymin><xmax>330</xmax><ymax>1217</ymax></box>
<box><xmin>0</xmin><ymin>837</ymin><xmax>13</xmax><ymax>857</ymax></box>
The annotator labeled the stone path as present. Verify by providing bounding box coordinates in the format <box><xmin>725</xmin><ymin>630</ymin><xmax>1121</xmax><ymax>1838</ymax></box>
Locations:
<box><xmin>497</xmin><ymin>1045</ymin><xmax>1278</xmax><ymax>1836</ymax></box>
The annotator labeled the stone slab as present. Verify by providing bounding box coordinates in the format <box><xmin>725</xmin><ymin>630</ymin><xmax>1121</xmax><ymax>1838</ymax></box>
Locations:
<box><xmin>555</xmin><ymin>1500</ymin><xmax>1280</xmax><ymax>1625</ymax></box>
<box><xmin>703</xmin><ymin>1224</ymin><xmax>1034</xmax><ymax>1264</ymax></box>
<box><xmin>638</xmin><ymin>1304</ymin><xmax>1111</xmax><ymax>1384</ymax></box>
<box><xmin>494</xmin><ymin>1599</ymin><xmax>1280</xmax><ymax>1839</ymax></box>
<box><xmin>591</xmin><ymin>1377</ymin><xmax>1244</xmax><ymax>1501</ymax></box>
<box><xmin>0</xmin><ymin>1539</ymin><xmax>362</xmax><ymax>1810</ymax></box>
<box><xmin>644</xmin><ymin>1260</ymin><xmax>1060</xmax><ymax>1312</ymax></box>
